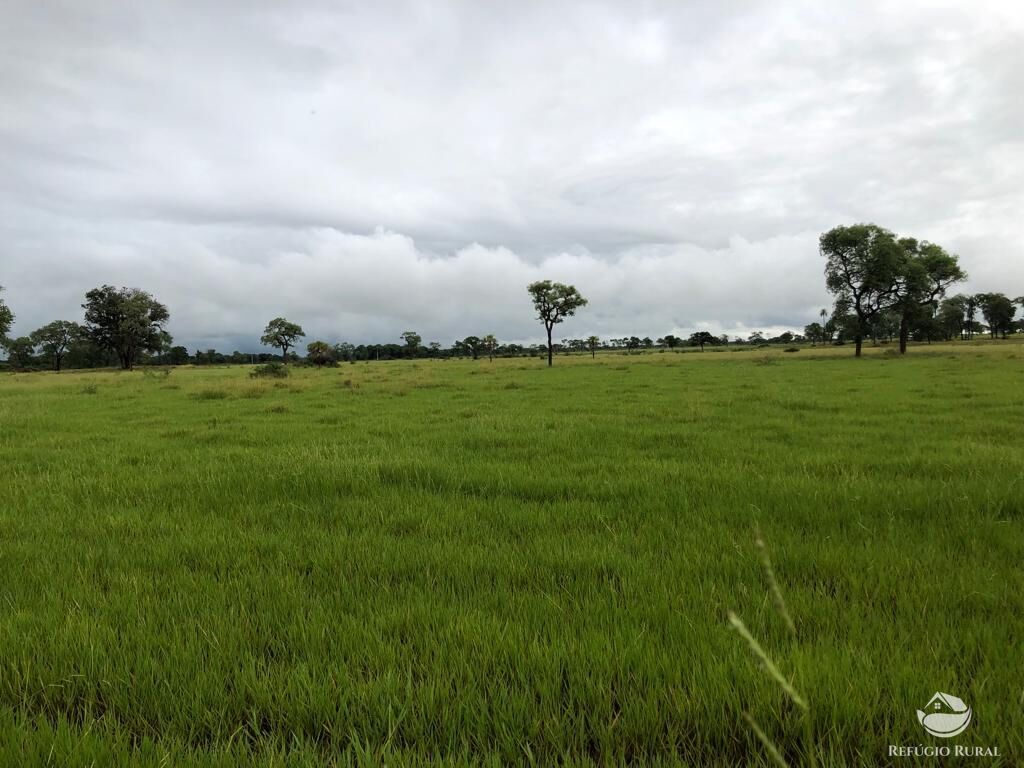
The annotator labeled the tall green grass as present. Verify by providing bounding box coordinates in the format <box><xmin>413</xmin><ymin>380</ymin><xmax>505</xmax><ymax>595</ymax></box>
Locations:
<box><xmin>0</xmin><ymin>341</ymin><xmax>1022</xmax><ymax>764</ymax></box>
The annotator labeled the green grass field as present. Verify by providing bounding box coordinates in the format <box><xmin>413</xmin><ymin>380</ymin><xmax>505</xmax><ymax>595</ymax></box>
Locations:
<box><xmin>1</xmin><ymin>342</ymin><xmax>1022</xmax><ymax>765</ymax></box>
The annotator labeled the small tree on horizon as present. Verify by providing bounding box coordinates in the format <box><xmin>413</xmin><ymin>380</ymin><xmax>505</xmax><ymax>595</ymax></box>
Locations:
<box><xmin>260</xmin><ymin>317</ymin><xmax>305</xmax><ymax>364</ymax></box>
<box><xmin>689</xmin><ymin>331</ymin><xmax>716</xmax><ymax>351</ymax></box>
<box><xmin>527</xmin><ymin>280</ymin><xmax>588</xmax><ymax>367</ymax></box>
<box><xmin>482</xmin><ymin>334</ymin><xmax>498</xmax><ymax>361</ymax></box>
<box><xmin>306</xmin><ymin>340</ymin><xmax>334</xmax><ymax>368</ymax></box>
<box><xmin>31</xmin><ymin>320</ymin><xmax>81</xmax><ymax>371</ymax></box>
<box><xmin>400</xmin><ymin>331</ymin><xmax>422</xmax><ymax>357</ymax></box>
<box><xmin>586</xmin><ymin>335</ymin><xmax>600</xmax><ymax>358</ymax></box>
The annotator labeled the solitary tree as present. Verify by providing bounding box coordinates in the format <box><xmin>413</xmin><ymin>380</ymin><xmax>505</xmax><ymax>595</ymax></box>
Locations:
<box><xmin>31</xmin><ymin>320</ymin><xmax>81</xmax><ymax>371</ymax></box>
<box><xmin>260</xmin><ymin>318</ymin><xmax>305</xmax><ymax>364</ymax></box>
<box><xmin>82</xmin><ymin>285</ymin><xmax>170</xmax><ymax>370</ymax></box>
<box><xmin>689</xmin><ymin>331</ymin><xmax>716</xmax><ymax>351</ymax></box>
<box><xmin>586</xmin><ymin>335</ymin><xmax>600</xmax><ymax>358</ymax></box>
<box><xmin>820</xmin><ymin>224</ymin><xmax>903</xmax><ymax>357</ymax></box>
<box><xmin>0</xmin><ymin>286</ymin><xmax>13</xmax><ymax>340</ymax></box>
<box><xmin>482</xmin><ymin>334</ymin><xmax>498</xmax><ymax>361</ymax></box>
<box><xmin>307</xmin><ymin>340</ymin><xmax>334</xmax><ymax>367</ymax></box>
<box><xmin>400</xmin><ymin>331</ymin><xmax>422</xmax><ymax>357</ymax></box>
<box><xmin>527</xmin><ymin>280</ymin><xmax>588</xmax><ymax>367</ymax></box>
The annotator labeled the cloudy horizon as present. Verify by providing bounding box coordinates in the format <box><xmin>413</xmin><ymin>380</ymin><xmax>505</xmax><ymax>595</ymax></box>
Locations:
<box><xmin>2</xmin><ymin>0</ymin><xmax>1022</xmax><ymax>352</ymax></box>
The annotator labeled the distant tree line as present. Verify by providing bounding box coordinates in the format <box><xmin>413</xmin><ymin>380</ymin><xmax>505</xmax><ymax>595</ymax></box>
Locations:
<box><xmin>1</xmin><ymin>229</ymin><xmax>1021</xmax><ymax>370</ymax></box>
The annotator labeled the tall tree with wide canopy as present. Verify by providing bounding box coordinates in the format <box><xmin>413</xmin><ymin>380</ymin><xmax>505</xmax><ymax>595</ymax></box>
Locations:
<box><xmin>820</xmin><ymin>224</ymin><xmax>903</xmax><ymax>357</ymax></box>
<box><xmin>82</xmin><ymin>285</ymin><xmax>170</xmax><ymax>370</ymax></box>
<box><xmin>689</xmin><ymin>331</ymin><xmax>717</xmax><ymax>351</ymax></box>
<box><xmin>893</xmin><ymin>239</ymin><xmax>966</xmax><ymax>353</ymax></box>
<box><xmin>260</xmin><ymin>318</ymin><xmax>305</xmax><ymax>364</ymax></box>
<box><xmin>527</xmin><ymin>280</ymin><xmax>588</xmax><ymax>367</ymax></box>
<box><xmin>31</xmin><ymin>320</ymin><xmax>81</xmax><ymax>371</ymax></box>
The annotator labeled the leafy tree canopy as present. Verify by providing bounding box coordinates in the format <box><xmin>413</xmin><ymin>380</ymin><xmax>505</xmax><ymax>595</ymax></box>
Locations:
<box><xmin>82</xmin><ymin>285</ymin><xmax>169</xmax><ymax>370</ymax></box>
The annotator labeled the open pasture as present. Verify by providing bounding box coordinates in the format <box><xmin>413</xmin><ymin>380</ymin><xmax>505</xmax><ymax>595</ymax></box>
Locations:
<box><xmin>1</xmin><ymin>342</ymin><xmax>1022</xmax><ymax>765</ymax></box>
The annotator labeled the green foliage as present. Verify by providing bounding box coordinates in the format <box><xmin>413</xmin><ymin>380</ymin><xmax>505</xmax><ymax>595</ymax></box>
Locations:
<box><xmin>481</xmin><ymin>333</ymin><xmax>498</xmax><ymax>361</ymax></box>
<box><xmin>260</xmin><ymin>318</ymin><xmax>305</xmax><ymax>364</ymax></box>
<box><xmin>689</xmin><ymin>330</ymin><xmax>718</xmax><ymax>350</ymax></box>
<box><xmin>82</xmin><ymin>285</ymin><xmax>170</xmax><ymax>370</ymax></box>
<box><xmin>249</xmin><ymin>361</ymin><xmax>289</xmax><ymax>379</ymax></box>
<box><xmin>821</xmin><ymin>224</ymin><xmax>903</xmax><ymax>355</ymax></box>
<box><xmin>821</xmin><ymin>224</ymin><xmax>966</xmax><ymax>356</ymax></box>
<box><xmin>0</xmin><ymin>346</ymin><xmax>1022</xmax><ymax>763</ymax></box>
<box><xmin>2</xmin><ymin>336</ymin><xmax>36</xmax><ymax>368</ymax></box>
<box><xmin>976</xmin><ymin>292</ymin><xmax>1017</xmax><ymax>338</ymax></box>
<box><xmin>0</xmin><ymin>286</ymin><xmax>13</xmax><ymax>339</ymax></box>
<box><xmin>400</xmin><ymin>331</ymin><xmax>422</xmax><ymax>353</ymax></box>
<box><xmin>30</xmin><ymin>320</ymin><xmax>81</xmax><ymax>371</ymax></box>
<box><xmin>306</xmin><ymin>340</ymin><xmax>335</xmax><ymax>368</ymax></box>
<box><xmin>191</xmin><ymin>388</ymin><xmax>230</xmax><ymax>400</ymax></box>
<box><xmin>527</xmin><ymin>280</ymin><xmax>588</xmax><ymax>366</ymax></box>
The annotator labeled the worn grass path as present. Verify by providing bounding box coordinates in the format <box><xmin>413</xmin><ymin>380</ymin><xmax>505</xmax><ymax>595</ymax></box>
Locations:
<box><xmin>1</xmin><ymin>341</ymin><xmax>1022</xmax><ymax>765</ymax></box>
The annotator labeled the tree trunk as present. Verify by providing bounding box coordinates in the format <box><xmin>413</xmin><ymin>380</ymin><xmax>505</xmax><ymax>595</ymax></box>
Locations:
<box><xmin>855</xmin><ymin>335</ymin><xmax>863</xmax><ymax>357</ymax></box>
<box><xmin>591</xmin><ymin>348</ymin><xmax>595</xmax><ymax>358</ymax></box>
<box><xmin>282</xmin><ymin>345</ymin><xmax>288</xmax><ymax>364</ymax></box>
<box><xmin>546</xmin><ymin>326</ymin><xmax>553</xmax><ymax>367</ymax></box>
<box><xmin>898</xmin><ymin>315</ymin><xmax>909</xmax><ymax>354</ymax></box>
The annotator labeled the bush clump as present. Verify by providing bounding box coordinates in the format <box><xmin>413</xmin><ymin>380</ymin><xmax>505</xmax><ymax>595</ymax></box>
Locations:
<box><xmin>250</xmin><ymin>362</ymin><xmax>289</xmax><ymax>379</ymax></box>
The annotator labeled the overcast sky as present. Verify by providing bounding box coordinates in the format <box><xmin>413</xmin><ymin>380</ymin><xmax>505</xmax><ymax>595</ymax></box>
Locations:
<box><xmin>2</xmin><ymin>0</ymin><xmax>1022</xmax><ymax>351</ymax></box>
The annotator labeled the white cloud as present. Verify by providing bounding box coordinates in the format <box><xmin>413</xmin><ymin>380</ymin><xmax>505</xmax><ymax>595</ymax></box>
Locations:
<box><xmin>1</xmin><ymin>0</ymin><xmax>1022</xmax><ymax>349</ymax></box>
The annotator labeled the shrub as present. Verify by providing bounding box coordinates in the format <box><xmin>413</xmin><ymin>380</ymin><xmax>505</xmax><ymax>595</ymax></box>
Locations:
<box><xmin>784</xmin><ymin>347</ymin><xmax>800</xmax><ymax>353</ymax></box>
<box><xmin>192</xmin><ymin>389</ymin><xmax>229</xmax><ymax>400</ymax></box>
<box><xmin>79</xmin><ymin>383</ymin><xmax>99</xmax><ymax>395</ymax></box>
<box><xmin>250</xmin><ymin>362</ymin><xmax>289</xmax><ymax>379</ymax></box>
<box><xmin>141</xmin><ymin>367</ymin><xmax>172</xmax><ymax>379</ymax></box>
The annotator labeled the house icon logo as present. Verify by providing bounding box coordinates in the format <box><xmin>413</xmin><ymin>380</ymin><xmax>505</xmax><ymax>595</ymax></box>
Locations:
<box><xmin>916</xmin><ymin>692</ymin><xmax>972</xmax><ymax>738</ymax></box>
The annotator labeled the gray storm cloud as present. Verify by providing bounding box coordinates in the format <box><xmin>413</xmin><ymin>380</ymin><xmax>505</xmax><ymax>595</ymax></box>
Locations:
<box><xmin>1</xmin><ymin>0</ymin><xmax>1022</xmax><ymax>351</ymax></box>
